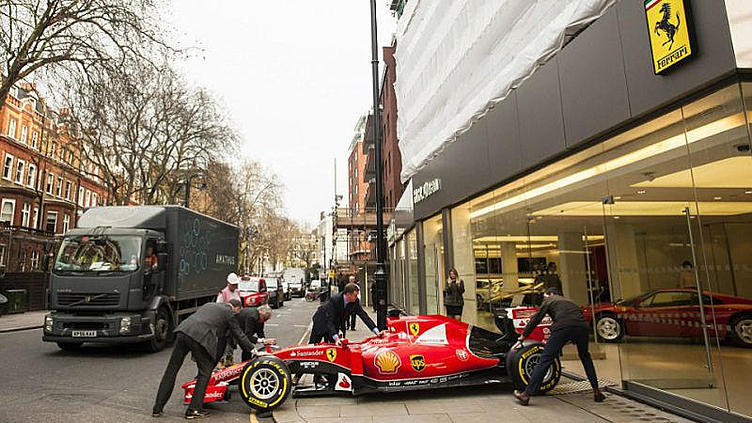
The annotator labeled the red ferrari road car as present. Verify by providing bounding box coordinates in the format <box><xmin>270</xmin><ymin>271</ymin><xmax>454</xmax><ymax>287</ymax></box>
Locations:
<box><xmin>238</xmin><ymin>277</ymin><xmax>269</xmax><ymax>307</ymax></box>
<box><xmin>182</xmin><ymin>314</ymin><xmax>561</xmax><ymax>411</ymax></box>
<box><xmin>582</xmin><ymin>288</ymin><xmax>752</xmax><ymax>347</ymax></box>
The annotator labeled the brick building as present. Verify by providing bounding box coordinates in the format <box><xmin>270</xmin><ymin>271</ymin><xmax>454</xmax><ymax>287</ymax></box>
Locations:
<box><xmin>0</xmin><ymin>82</ymin><xmax>108</xmax><ymax>273</ymax></box>
<box><xmin>379</xmin><ymin>44</ymin><xmax>405</xmax><ymax>211</ymax></box>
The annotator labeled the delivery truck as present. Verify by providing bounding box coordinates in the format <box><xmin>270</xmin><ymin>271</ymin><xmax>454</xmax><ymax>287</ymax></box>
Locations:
<box><xmin>42</xmin><ymin>206</ymin><xmax>238</xmax><ymax>352</ymax></box>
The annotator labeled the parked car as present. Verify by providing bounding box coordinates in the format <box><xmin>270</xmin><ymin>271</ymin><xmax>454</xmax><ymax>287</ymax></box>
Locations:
<box><xmin>582</xmin><ymin>288</ymin><xmax>752</xmax><ymax>347</ymax></box>
<box><xmin>265</xmin><ymin>277</ymin><xmax>285</xmax><ymax>308</ymax></box>
<box><xmin>281</xmin><ymin>279</ymin><xmax>292</xmax><ymax>301</ymax></box>
<box><xmin>238</xmin><ymin>277</ymin><xmax>269</xmax><ymax>307</ymax></box>
<box><xmin>284</xmin><ymin>268</ymin><xmax>306</xmax><ymax>297</ymax></box>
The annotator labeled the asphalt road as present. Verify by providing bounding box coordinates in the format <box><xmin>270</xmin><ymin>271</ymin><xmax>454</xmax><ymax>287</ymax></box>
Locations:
<box><xmin>0</xmin><ymin>297</ymin><xmax>319</xmax><ymax>423</ymax></box>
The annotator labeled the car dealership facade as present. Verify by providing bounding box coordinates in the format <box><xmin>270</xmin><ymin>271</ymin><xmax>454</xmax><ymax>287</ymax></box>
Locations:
<box><xmin>388</xmin><ymin>1</ymin><xmax>752</xmax><ymax>421</ymax></box>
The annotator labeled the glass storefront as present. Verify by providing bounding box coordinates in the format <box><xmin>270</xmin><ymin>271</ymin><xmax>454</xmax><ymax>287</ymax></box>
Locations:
<box><xmin>406</xmin><ymin>229</ymin><xmax>420</xmax><ymax>315</ymax></box>
<box><xmin>442</xmin><ymin>83</ymin><xmax>752</xmax><ymax>417</ymax></box>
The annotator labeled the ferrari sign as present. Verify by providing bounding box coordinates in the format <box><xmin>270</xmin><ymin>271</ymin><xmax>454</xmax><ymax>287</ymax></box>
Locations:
<box><xmin>326</xmin><ymin>348</ymin><xmax>337</xmax><ymax>362</ymax></box>
<box><xmin>409</xmin><ymin>322</ymin><xmax>420</xmax><ymax>336</ymax></box>
<box><xmin>644</xmin><ymin>0</ymin><xmax>694</xmax><ymax>74</ymax></box>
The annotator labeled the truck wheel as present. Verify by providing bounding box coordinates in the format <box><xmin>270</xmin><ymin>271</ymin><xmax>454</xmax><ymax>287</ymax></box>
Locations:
<box><xmin>147</xmin><ymin>307</ymin><xmax>172</xmax><ymax>352</ymax></box>
<box><xmin>506</xmin><ymin>343</ymin><xmax>561</xmax><ymax>394</ymax></box>
<box><xmin>239</xmin><ymin>356</ymin><xmax>292</xmax><ymax>411</ymax></box>
<box><xmin>57</xmin><ymin>342</ymin><xmax>83</xmax><ymax>351</ymax></box>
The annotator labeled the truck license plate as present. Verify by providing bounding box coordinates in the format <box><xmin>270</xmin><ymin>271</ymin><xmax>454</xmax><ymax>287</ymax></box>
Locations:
<box><xmin>72</xmin><ymin>330</ymin><xmax>97</xmax><ymax>337</ymax></box>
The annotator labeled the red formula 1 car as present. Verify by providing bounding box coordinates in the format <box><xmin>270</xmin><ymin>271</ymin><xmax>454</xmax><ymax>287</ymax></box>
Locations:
<box><xmin>182</xmin><ymin>314</ymin><xmax>561</xmax><ymax>412</ymax></box>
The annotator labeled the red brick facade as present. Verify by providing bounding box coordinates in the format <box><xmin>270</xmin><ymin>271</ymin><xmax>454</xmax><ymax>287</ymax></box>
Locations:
<box><xmin>380</xmin><ymin>45</ymin><xmax>405</xmax><ymax>210</ymax></box>
<box><xmin>0</xmin><ymin>82</ymin><xmax>108</xmax><ymax>272</ymax></box>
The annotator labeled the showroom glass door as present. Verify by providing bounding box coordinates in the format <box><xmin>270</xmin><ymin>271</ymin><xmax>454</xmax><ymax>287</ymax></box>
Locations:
<box><xmin>422</xmin><ymin>214</ymin><xmax>443</xmax><ymax>315</ymax></box>
<box><xmin>601</xmin><ymin>104</ymin><xmax>725</xmax><ymax>406</ymax></box>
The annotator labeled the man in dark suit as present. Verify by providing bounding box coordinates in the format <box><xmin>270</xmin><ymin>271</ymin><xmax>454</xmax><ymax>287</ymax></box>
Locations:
<box><xmin>293</xmin><ymin>283</ymin><xmax>380</xmax><ymax>385</ymax></box>
<box><xmin>230</xmin><ymin>304</ymin><xmax>276</xmax><ymax>362</ymax></box>
<box><xmin>152</xmin><ymin>299</ymin><xmax>256</xmax><ymax>419</ymax></box>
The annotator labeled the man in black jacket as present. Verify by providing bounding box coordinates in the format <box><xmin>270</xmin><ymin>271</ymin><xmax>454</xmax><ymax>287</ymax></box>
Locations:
<box><xmin>513</xmin><ymin>288</ymin><xmax>605</xmax><ymax>405</ymax></box>
<box><xmin>232</xmin><ymin>304</ymin><xmax>276</xmax><ymax>362</ymax></box>
<box><xmin>293</xmin><ymin>283</ymin><xmax>380</xmax><ymax>385</ymax></box>
<box><xmin>152</xmin><ymin>299</ymin><xmax>256</xmax><ymax>419</ymax></box>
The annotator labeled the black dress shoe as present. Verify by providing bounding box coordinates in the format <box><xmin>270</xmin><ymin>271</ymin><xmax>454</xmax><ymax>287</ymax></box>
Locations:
<box><xmin>594</xmin><ymin>389</ymin><xmax>606</xmax><ymax>403</ymax></box>
<box><xmin>185</xmin><ymin>409</ymin><xmax>209</xmax><ymax>419</ymax></box>
<box><xmin>513</xmin><ymin>390</ymin><xmax>530</xmax><ymax>406</ymax></box>
<box><xmin>151</xmin><ymin>410</ymin><xmax>163</xmax><ymax>418</ymax></box>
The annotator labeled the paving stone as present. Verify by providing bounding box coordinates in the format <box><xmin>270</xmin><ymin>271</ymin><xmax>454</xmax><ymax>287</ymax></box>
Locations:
<box><xmin>297</xmin><ymin>405</ymin><xmax>341</xmax><ymax>419</ymax></box>
<box><xmin>374</xmin><ymin>414</ymin><xmax>452</xmax><ymax>423</ymax></box>
<box><xmin>339</xmin><ymin>403</ymin><xmax>409</xmax><ymax>418</ymax></box>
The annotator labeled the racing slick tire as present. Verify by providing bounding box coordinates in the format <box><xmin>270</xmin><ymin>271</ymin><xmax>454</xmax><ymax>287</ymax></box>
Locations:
<box><xmin>729</xmin><ymin>314</ymin><xmax>752</xmax><ymax>348</ymax></box>
<box><xmin>506</xmin><ymin>343</ymin><xmax>561</xmax><ymax>394</ymax></box>
<box><xmin>57</xmin><ymin>342</ymin><xmax>83</xmax><ymax>351</ymax></box>
<box><xmin>594</xmin><ymin>313</ymin><xmax>624</xmax><ymax>343</ymax></box>
<box><xmin>239</xmin><ymin>355</ymin><xmax>292</xmax><ymax>411</ymax></box>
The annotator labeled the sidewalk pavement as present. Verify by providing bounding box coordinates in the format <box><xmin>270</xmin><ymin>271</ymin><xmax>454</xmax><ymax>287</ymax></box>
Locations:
<box><xmin>276</xmin><ymin>308</ymin><xmax>693</xmax><ymax>423</ymax></box>
<box><xmin>0</xmin><ymin>310</ymin><xmax>46</xmax><ymax>333</ymax></box>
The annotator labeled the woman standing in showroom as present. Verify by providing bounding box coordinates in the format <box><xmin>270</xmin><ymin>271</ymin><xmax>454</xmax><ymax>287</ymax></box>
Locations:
<box><xmin>444</xmin><ymin>268</ymin><xmax>465</xmax><ymax>320</ymax></box>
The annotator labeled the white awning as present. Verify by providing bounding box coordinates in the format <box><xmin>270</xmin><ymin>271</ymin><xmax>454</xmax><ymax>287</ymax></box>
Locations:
<box><xmin>395</xmin><ymin>0</ymin><xmax>616</xmax><ymax>183</ymax></box>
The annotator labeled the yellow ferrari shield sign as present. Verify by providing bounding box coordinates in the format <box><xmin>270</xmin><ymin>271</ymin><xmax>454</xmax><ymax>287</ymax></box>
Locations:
<box><xmin>326</xmin><ymin>348</ymin><xmax>337</xmax><ymax>362</ymax></box>
<box><xmin>409</xmin><ymin>322</ymin><xmax>420</xmax><ymax>336</ymax></box>
<box><xmin>645</xmin><ymin>0</ymin><xmax>693</xmax><ymax>74</ymax></box>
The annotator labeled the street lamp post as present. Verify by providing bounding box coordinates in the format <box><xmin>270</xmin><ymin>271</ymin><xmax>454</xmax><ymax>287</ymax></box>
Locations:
<box><xmin>369</xmin><ymin>0</ymin><xmax>388</xmax><ymax>330</ymax></box>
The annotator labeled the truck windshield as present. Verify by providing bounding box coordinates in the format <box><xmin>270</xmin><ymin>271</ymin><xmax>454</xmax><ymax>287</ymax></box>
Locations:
<box><xmin>54</xmin><ymin>235</ymin><xmax>143</xmax><ymax>273</ymax></box>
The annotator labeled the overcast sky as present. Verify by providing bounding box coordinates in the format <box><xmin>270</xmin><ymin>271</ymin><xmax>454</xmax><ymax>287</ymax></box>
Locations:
<box><xmin>166</xmin><ymin>1</ymin><xmax>397</xmax><ymax>227</ymax></box>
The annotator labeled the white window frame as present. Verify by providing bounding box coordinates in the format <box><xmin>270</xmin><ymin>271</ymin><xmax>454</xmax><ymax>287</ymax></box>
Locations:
<box><xmin>64</xmin><ymin>180</ymin><xmax>71</xmax><ymax>201</ymax></box>
<box><xmin>45</xmin><ymin>173</ymin><xmax>54</xmax><ymax>194</ymax></box>
<box><xmin>14</xmin><ymin>159</ymin><xmax>25</xmax><ymax>184</ymax></box>
<box><xmin>85</xmin><ymin>190</ymin><xmax>91</xmax><ymax>207</ymax></box>
<box><xmin>78</xmin><ymin>186</ymin><xmax>85</xmax><ymax>206</ymax></box>
<box><xmin>30</xmin><ymin>250</ymin><xmax>39</xmax><ymax>270</ymax></box>
<box><xmin>56</xmin><ymin>176</ymin><xmax>62</xmax><ymax>197</ymax></box>
<box><xmin>91</xmin><ymin>192</ymin><xmax>97</xmax><ymax>207</ymax></box>
<box><xmin>0</xmin><ymin>244</ymin><xmax>5</xmax><ymax>264</ymax></box>
<box><xmin>1</xmin><ymin>199</ymin><xmax>16</xmax><ymax>225</ymax></box>
<box><xmin>3</xmin><ymin>153</ymin><xmax>14</xmax><ymax>180</ymax></box>
<box><xmin>31</xmin><ymin>131</ymin><xmax>39</xmax><ymax>150</ymax></box>
<box><xmin>21</xmin><ymin>203</ymin><xmax>30</xmax><ymax>227</ymax></box>
<box><xmin>7</xmin><ymin>119</ymin><xmax>17</xmax><ymax>139</ymax></box>
<box><xmin>46</xmin><ymin>211</ymin><xmax>58</xmax><ymax>234</ymax></box>
<box><xmin>32</xmin><ymin>207</ymin><xmax>38</xmax><ymax>230</ymax></box>
<box><xmin>20</xmin><ymin>125</ymin><xmax>28</xmax><ymax>143</ymax></box>
<box><xmin>63</xmin><ymin>214</ymin><xmax>70</xmax><ymax>233</ymax></box>
<box><xmin>26</xmin><ymin>164</ymin><xmax>36</xmax><ymax>188</ymax></box>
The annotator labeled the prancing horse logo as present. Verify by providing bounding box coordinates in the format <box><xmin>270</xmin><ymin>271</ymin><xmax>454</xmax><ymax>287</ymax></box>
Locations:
<box><xmin>654</xmin><ymin>2</ymin><xmax>680</xmax><ymax>51</ymax></box>
<box><xmin>326</xmin><ymin>348</ymin><xmax>337</xmax><ymax>362</ymax></box>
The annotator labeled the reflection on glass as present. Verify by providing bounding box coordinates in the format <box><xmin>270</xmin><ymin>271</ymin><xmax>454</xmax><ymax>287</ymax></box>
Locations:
<box><xmin>54</xmin><ymin>235</ymin><xmax>142</xmax><ymax>272</ymax></box>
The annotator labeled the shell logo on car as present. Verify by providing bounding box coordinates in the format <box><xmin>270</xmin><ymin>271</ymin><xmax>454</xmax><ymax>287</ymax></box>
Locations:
<box><xmin>409</xmin><ymin>322</ymin><xmax>420</xmax><ymax>336</ymax></box>
<box><xmin>326</xmin><ymin>348</ymin><xmax>337</xmax><ymax>362</ymax></box>
<box><xmin>374</xmin><ymin>350</ymin><xmax>401</xmax><ymax>374</ymax></box>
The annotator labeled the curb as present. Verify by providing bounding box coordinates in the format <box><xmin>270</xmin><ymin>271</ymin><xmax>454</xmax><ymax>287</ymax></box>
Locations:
<box><xmin>0</xmin><ymin>324</ymin><xmax>43</xmax><ymax>333</ymax></box>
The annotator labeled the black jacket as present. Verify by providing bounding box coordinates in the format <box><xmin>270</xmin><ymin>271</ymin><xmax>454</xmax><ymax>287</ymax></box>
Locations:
<box><xmin>235</xmin><ymin>307</ymin><xmax>266</xmax><ymax>343</ymax></box>
<box><xmin>521</xmin><ymin>294</ymin><xmax>588</xmax><ymax>338</ymax></box>
<box><xmin>175</xmin><ymin>303</ymin><xmax>255</xmax><ymax>359</ymax></box>
<box><xmin>312</xmin><ymin>292</ymin><xmax>376</xmax><ymax>338</ymax></box>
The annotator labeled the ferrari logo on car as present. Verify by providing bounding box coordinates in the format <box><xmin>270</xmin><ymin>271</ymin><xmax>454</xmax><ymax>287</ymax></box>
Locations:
<box><xmin>374</xmin><ymin>350</ymin><xmax>401</xmax><ymax>374</ymax></box>
<box><xmin>409</xmin><ymin>322</ymin><xmax>420</xmax><ymax>336</ymax></box>
<box><xmin>326</xmin><ymin>348</ymin><xmax>337</xmax><ymax>362</ymax></box>
<box><xmin>410</xmin><ymin>355</ymin><xmax>425</xmax><ymax>372</ymax></box>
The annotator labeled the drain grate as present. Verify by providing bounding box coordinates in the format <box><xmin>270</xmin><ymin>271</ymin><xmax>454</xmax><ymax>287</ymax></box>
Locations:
<box><xmin>556</xmin><ymin>393</ymin><xmax>693</xmax><ymax>423</ymax></box>
<box><xmin>547</xmin><ymin>378</ymin><xmax>617</xmax><ymax>395</ymax></box>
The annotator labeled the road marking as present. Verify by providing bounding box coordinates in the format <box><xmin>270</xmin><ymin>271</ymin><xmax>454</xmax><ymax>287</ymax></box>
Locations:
<box><xmin>265</xmin><ymin>323</ymin><xmax>280</xmax><ymax>327</ymax></box>
<box><xmin>292</xmin><ymin>324</ymin><xmax>308</xmax><ymax>328</ymax></box>
<box><xmin>298</xmin><ymin>322</ymin><xmax>312</xmax><ymax>345</ymax></box>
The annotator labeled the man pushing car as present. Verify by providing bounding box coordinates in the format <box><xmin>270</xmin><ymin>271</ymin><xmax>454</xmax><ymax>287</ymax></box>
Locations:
<box><xmin>513</xmin><ymin>287</ymin><xmax>606</xmax><ymax>406</ymax></box>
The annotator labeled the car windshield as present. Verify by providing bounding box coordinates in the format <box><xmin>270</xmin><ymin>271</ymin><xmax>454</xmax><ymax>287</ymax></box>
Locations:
<box><xmin>54</xmin><ymin>235</ymin><xmax>142</xmax><ymax>273</ymax></box>
<box><xmin>615</xmin><ymin>293</ymin><xmax>646</xmax><ymax>305</ymax></box>
<box><xmin>239</xmin><ymin>280</ymin><xmax>260</xmax><ymax>292</ymax></box>
<box><xmin>266</xmin><ymin>279</ymin><xmax>278</xmax><ymax>288</ymax></box>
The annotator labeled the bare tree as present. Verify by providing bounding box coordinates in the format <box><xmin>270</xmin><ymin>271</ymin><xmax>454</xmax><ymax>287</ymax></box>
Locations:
<box><xmin>0</xmin><ymin>0</ymin><xmax>167</xmax><ymax>102</ymax></box>
<box><xmin>63</xmin><ymin>61</ymin><xmax>235</xmax><ymax>205</ymax></box>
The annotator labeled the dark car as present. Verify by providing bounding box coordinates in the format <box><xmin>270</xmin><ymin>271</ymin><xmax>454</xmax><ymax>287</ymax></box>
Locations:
<box><xmin>265</xmin><ymin>277</ymin><xmax>285</xmax><ymax>308</ymax></box>
<box><xmin>582</xmin><ymin>288</ymin><xmax>752</xmax><ymax>347</ymax></box>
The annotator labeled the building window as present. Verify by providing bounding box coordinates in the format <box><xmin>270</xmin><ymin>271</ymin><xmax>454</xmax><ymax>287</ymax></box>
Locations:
<box><xmin>85</xmin><ymin>190</ymin><xmax>91</xmax><ymax>207</ymax></box>
<box><xmin>31</xmin><ymin>131</ymin><xmax>39</xmax><ymax>149</ymax></box>
<box><xmin>3</xmin><ymin>153</ymin><xmax>14</xmax><ymax>180</ymax></box>
<box><xmin>20</xmin><ymin>125</ymin><xmax>28</xmax><ymax>143</ymax></box>
<box><xmin>56</xmin><ymin>176</ymin><xmax>62</xmax><ymax>197</ymax></box>
<box><xmin>0</xmin><ymin>244</ymin><xmax>5</xmax><ymax>264</ymax></box>
<box><xmin>26</xmin><ymin>164</ymin><xmax>36</xmax><ymax>188</ymax></box>
<box><xmin>91</xmin><ymin>192</ymin><xmax>98</xmax><ymax>207</ymax></box>
<box><xmin>46</xmin><ymin>173</ymin><xmax>54</xmax><ymax>194</ymax></box>
<box><xmin>21</xmin><ymin>203</ymin><xmax>30</xmax><ymax>227</ymax></box>
<box><xmin>7</xmin><ymin>119</ymin><xmax>16</xmax><ymax>138</ymax></box>
<box><xmin>30</xmin><ymin>250</ymin><xmax>39</xmax><ymax>270</ymax></box>
<box><xmin>14</xmin><ymin>159</ymin><xmax>25</xmax><ymax>184</ymax></box>
<box><xmin>45</xmin><ymin>211</ymin><xmax>57</xmax><ymax>233</ymax></box>
<box><xmin>63</xmin><ymin>214</ymin><xmax>70</xmax><ymax>233</ymax></box>
<box><xmin>0</xmin><ymin>199</ymin><xmax>15</xmax><ymax>225</ymax></box>
<box><xmin>49</xmin><ymin>142</ymin><xmax>57</xmax><ymax>159</ymax></box>
<box><xmin>78</xmin><ymin>186</ymin><xmax>84</xmax><ymax>206</ymax></box>
<box><xmin>32</xmin><ymin>207</ymin><xmax>38</xmax><ymax>229</ymax></box>
<box><xmin>64</xmin><ymin>180</ymin><xmax>71</xmax><ymax>201</ymax></box>
<box><xmin>19</xmin><ymin>249</ymin><xmax>26</xmax><ymax>272</ymax></box>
